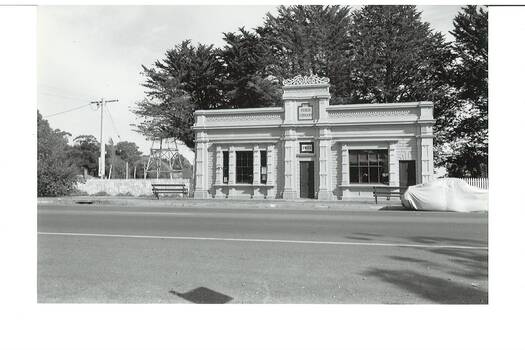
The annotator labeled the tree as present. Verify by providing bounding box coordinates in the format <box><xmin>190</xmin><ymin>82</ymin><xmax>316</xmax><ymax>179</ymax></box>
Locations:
<box><xmin>347</xmin><ymin>5</ymin><xmax>453</xmax><ymax>104</ymax></box>
<box><xmin>115</xmin><ymin>141</ymin><xmax>142</xmax><ymax>164</ymax></box>
<box><xmin>104</xmin><ymin>140</ymin><xmax>143</xmax><ymax>179</ymax></box>
<box><xmin>440</xmin><ymin>5</ymin><xmax>488</xmax><ymax>177</ymax></box>
<box><xmin>37</xmin><ymin>111</ymin><xmax>78</xmax><ymax>197</ymax></box>
<box><xmin>219</xmin><ymin>28</ymin><xmax>281</xmax><ymax>108</ymax></box>
<box><xmin>68</xmin><ymin>135</ymin><xmax>100</xmax><ymax>176</ymax></box>
<box><xmin>134</xmin><ymin>40</ymin><xmax>223</xmax><ymax>148</ymax></box>
<box><xmin>257</xmin><ymin>5</ymin><xmax>352</xmax><ymax>100</ymax></box>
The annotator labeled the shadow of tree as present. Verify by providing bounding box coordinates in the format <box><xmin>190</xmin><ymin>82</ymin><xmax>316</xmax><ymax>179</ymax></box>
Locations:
<box><xmin>389</xmin><ymin>255</ymin><xmax>444</xmax><ymax>270</ymax></box>
<box><xmin>169</xmin><ymin>287</ymin><xmax>233</xmax><ymax>304</ymax></box>
<box><xmin>389</xmin><ymin>248</ymin><xmax>488</xmax><ymax>280</ymax></box>
<box><xmin>364</xmin><ymin>268</ymin><xmax>488</xmax><ymax>304</ymax></box>
<box><xmin>430</xmin><ymin>248</ymin><xmax>488</xmax><ymax>279</ymax></box>
<box><xmin>350</xmin><ymin>232</ymin><xmax>384</xmax><ymax>237</ymax></box>
<box><xmin>344</xmin><ymin>236</ymin><xmax>373</xmax><ymax>241</ymax></box>
<box><xmin>379</xmin><ymin>205</ymin><xmax>409</xmax><ymax>211</ymax></box>
<box><xmin>410</xmin><ymin>236</ymin><xmax>486</xmax><ymax>247</ymax></box>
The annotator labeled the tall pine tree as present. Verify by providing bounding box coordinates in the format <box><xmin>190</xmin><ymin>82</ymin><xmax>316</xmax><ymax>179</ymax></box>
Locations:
<box><xmin>257</xmin><ymin>5</ymin><xmax>352</xmax><ymax>98</ymax></box>
<box><xmin>134</xmin><ymin>41</ymin><xmax>223</xmax><ymax>147</ymax></box>
<box><xmin>219</xmin><ymin>28</ymin><xmax>281</xmax><ymax>108</ymax></box>
<box><xmin>441</xmin><ymin>5</ymin><xmax>488</xmax><ymax>177</ymax></box>
<box><xmin>347</xmin><ymin>5</ymin><xmax>452</xmax><ymax>104</ymax></box>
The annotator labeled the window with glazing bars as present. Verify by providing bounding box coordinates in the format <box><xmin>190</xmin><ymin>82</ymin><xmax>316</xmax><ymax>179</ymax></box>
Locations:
<box><xmin>235</xmin><ymin>151</ymin><xmax>253</xmax><ymax>184</ymax></box>
<box><xmin>349</xmin><ymin>150</ymin><xmax>389</xmax><ymax>184</ymax></box>
<box><xmin>222</xmin><ymin>151</ymin><xmax>229</xmax><ymax>184</ymax></box>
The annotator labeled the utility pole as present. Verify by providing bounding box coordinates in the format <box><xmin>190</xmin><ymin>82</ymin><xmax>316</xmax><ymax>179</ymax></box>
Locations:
<box><xmin>90</xmin><ymin>98</ymin><xmax>118</xmax><ymax>179</ymax></box>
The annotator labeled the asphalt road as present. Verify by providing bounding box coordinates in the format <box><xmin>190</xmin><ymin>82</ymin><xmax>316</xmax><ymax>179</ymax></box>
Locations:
<box><xmin>37</xmin><ymin>204</ymin><xmax>488</xmax><ymax>304</ymax></box>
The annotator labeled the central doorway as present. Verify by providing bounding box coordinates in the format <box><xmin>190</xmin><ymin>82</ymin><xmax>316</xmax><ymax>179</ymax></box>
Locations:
<box><xmin>299</xmin><ymin>161</ymin><xmax>315</xmax><ymax>199</ymax></box>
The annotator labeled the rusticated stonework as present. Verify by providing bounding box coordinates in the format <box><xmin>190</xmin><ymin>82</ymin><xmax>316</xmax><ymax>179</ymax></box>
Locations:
<box><xmin>328</xmin><ymin>109</ymin><xmax>412</xmax><ymax>118</ymax></box>
<box><xmin>283</xmin><ymin>74</ymin><xmax>330</xmax><ymax>86</ymax></box>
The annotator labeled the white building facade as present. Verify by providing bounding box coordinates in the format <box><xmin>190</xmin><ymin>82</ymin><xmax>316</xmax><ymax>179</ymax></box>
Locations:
<box><xmin>193</xmin><ymin>75</ymin><xmax>434</xmax><ymax>200</ymax></box>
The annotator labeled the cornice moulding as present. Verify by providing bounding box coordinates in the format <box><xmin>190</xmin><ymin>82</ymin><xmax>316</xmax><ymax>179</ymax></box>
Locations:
<box><xmin>326</xmin><ymin>101</ymin><xmax>433</xmax><ymax>111</ymax></box>
<box><xmin>194</xmin><ymin>107</ymin><xmax>284</xmax><ymax>115</ymax></box>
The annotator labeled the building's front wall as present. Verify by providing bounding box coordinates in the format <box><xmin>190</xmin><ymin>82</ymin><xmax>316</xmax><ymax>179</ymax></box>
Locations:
<box><xmin>193</xmin><ymin>76</ymin><xmax>434</xmax><ymax>200</ymax></box>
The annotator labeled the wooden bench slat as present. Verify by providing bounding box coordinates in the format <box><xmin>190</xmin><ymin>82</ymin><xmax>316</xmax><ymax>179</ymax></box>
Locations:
<box><xmin>372</xmin><ymin>186</ymin><xmax>408</xmax><ymax>204</ymax></box>
<box><xmin>151</xmin><ymin>183</ymin><xmax>188</xmax><ymax>199</ymax></box>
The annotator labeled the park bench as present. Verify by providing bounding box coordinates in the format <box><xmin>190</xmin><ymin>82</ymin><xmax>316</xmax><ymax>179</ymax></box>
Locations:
<box><xmin>151</xmin><ymin>183</ymin><xmax>188</xmax><ymax>199</ymax></box>
<box><xmin>372</xmin><ymin>186</ymin><xmax>408</xmax><ymax>204</ymax></box>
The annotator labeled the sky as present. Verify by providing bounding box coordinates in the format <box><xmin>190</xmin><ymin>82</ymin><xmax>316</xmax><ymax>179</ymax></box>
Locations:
<box><xmin>38</xmin><ymin>5</ymin><xmax>463</xmax><ymax>154</ymax></box>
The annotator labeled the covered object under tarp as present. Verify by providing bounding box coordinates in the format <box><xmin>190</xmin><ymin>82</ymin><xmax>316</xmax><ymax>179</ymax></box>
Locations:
<box><xmin>401</xmin><ymin>178</ymin><xmax>488</xmax><ymax>212</ymax></box>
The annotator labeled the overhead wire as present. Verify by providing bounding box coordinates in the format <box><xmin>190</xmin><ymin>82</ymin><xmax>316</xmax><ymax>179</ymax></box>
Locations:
<box><xmin>38</xmin><ymin>83</ymin><xmax>96</xmax><ymax>101</ymax></box>
<box><xmin>105</xmin><ymin>104</ymin><xmax>122</xmax><ymax>140</ymax></box>
<box><xmin>43</xmin><ymin>103</ymin><xmax>91</xmax><ymax>118</ymax></box>
<box><xmin>38</xmin><ymin>91</ymin><xmax>92</xmax><ymax>103</ymax></box>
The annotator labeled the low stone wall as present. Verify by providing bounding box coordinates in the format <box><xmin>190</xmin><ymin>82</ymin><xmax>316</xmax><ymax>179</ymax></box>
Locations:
<box><xmin>76</xmin><ymin>178</ymin><xmax>192</xmax><ymax>197</ymax></box>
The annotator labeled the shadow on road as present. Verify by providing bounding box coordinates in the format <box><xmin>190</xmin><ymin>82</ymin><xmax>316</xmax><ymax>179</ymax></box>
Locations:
<box><xmin>169</xmin><ymin>287</ymin><xmax>233</xmax><ymax>304</ymax></box>
<box><xmin>364</xmin><ymin>268</ymin><xmax>488</xmax><ymax>304</ymax></box>
<box><xmin>429</xmin><ymin>248</ymin><xmax>488</xmax><ymax>279</ymax></box>
<box><xmin>410</xmin><ymin>235</ymin><xmax>486</xmax><ymax>247</ymax></box>
<box><xmin>389</xmin><ymin>248</ymin><xmax>488</xmax><ymax>280</ymax></box>
<box><xmin>378</xmin><ymin>205</ymin><xmax>408</xmax><ymax>211</ymax></box>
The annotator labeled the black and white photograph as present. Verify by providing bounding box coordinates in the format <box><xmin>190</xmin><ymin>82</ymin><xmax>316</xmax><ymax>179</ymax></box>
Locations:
<box><xmin>1</xmin><ymin>1</ymin><xmax>524</xmax><ymax>349</ymax></box>
<box><xmin>36</xmin><ymin>4</ymin><xmax>488</xmax><ymax>304</ymax></box>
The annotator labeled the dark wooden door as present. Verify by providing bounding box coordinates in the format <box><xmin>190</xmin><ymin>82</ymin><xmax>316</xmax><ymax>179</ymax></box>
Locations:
<box><xmin>399</xmin><ymin>160</ymin><xmax>416</xmax><ymax>188</ymax></box>
<box><xmin>300</xmin><ymin>161</ymin><xmax>315</xmax><ymax>199</ymax></box>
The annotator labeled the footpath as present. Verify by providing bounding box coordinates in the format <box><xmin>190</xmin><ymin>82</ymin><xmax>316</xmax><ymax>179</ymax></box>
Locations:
<box><xmin>37</xmin><ymin>195</ymin><xmax>405</xmax><ymax>212</ymax></box>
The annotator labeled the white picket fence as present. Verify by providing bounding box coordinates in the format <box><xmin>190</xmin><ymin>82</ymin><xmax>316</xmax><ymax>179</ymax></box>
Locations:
<box><xmin>460</xmin><ymin>177</ymin><xmax>489</xmax><ymax>189</ymax></box>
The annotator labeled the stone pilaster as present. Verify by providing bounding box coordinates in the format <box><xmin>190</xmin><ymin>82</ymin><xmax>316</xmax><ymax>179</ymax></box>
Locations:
<box><xmin>253</xmin><ymin>145</ymin><xmax>260</xmax><ymax>185</ymax></box>
<box><xmin>215</xmin><ymin>145</ymin><xmax>223</xmax><ymax>185</ymax></box>
<box><xmin>388</xmin><ymin>142</ymin><xmax>399</xmax><ymax>187</ymax></box>
<box><xmin>340</xmin><ymin>144</ymin><xmax>352</xmax><ymax>200</ymax></box>
<box><xmin>193</xmin><ymin>131</ymin><xmax>209</xmax><ymax>199</ymax></box>
<box><xmin>317</xmin><ymin>127</ymin><xmax>333</xmax><ymax>200</ymax></box>
<box><xmin>266</xmin><ymin>144</ymin><xmax>275</xmax><ymax>199</ymax></box>
<box><xmin>282</xmin><ymin>129</ymin><xmax>297</xmax><ymax>200</ymax></box>
<box><xmin>341</xmin><ymin>145</ymin><xmax>349</xmax><ymax>186</ymax></box>
<box><xmin>317</xmin><ymin>98</ymin><xmax>330</xmax><ymax>122</ymax></box>
<box><xmin>252</xmin><ymin>145</ymin><xmax>264</xmax><ymax>199</ymax></box>
<box><xmin>228</xmin><ymin>146</ymin><xmax>235</xmax><ymax>185</ymax></box>
<box><xmin>417</xmin><ymin>102</ymin><xmax>434</xmax><ymax>184</ymax></box>
<box><xmin>214</xmin><ymin>145</ymin><xmax>226</xmax><ymax>198</ymax></box>
<box><xmin>419</xmin><ymin>123</ymin><xmax>434</xmax><ymax>183</ymax></box>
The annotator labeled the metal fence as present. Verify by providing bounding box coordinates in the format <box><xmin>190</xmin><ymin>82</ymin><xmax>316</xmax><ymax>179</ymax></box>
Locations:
<box><xmin>460</xmin><ymin>177</ymin><xmax>489</xmax><ymax>189</ymax></box>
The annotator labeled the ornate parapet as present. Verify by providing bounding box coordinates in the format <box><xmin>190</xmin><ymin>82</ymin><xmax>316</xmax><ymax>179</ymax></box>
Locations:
<box><xmin>283</xmin><ymin>74</ymin><xmax>330</xmax><ymax>86</ymax></box>
<box><xmin>193</xmin><ymin>107</ymin><xmax>284</xmax><ymax>129</ymax></box>
<box><xmin>282</xmin><ymin>75</ymin><xmax>331</xmax><ymax>101</ymax></box>
<box><xmin>325</xmin><ymin>102</ymin><xmax>432</xmax><ymax>124</ymax></box>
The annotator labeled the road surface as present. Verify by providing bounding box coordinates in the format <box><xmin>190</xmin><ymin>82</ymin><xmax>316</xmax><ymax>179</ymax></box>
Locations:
<box><xmin>37</xmin><ymin>204</ymin><xmax>488</xmax><ymax>303</ymax></box>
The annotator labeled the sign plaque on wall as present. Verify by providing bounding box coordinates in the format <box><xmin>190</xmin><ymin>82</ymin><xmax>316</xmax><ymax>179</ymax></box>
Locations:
<box><xmin>300</xmin><ymin>142</ymin><xmax>314</xmax><ymax>154</ymax></box>
<box><xmin>298</xmin><ymin>103</ymin><xmax>313</xmax><ymax>120</ymax></box>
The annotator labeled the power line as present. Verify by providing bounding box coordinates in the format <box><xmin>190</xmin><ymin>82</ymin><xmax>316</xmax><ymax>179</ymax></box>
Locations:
<box><xmin>38</xmin><ymin>83</ymin><xmax>96</xmax><ymax>100</ymax></box>
<box><xmin>90</xmin><ymin>98</ymin><xmax>118</xmax><ymax>179</ymax></box>
<box><xmin>38</xmin><ymin>91</ymin><xmax>92</xmax><ymax>103</ymax></box>
<box><xmin>43</xmin><ymin>103</ymin><xmax>91</xmax><ymax>118</ymax></box>
<box><xmin>105</xmin><ymin>105</ymin><xmax>121</xmax><ymax>140</ymax></box>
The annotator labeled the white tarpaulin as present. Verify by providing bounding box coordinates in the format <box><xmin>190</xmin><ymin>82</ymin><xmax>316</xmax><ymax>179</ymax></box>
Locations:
<box><xmin>401</xmin><ymin>178</ymin><xmax>488</xmax><ymax>212</ymax></box>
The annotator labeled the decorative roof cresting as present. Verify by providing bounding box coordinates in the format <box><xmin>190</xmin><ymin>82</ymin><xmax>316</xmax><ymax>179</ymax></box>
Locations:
<box><xmin>283</xmin><ymin>74</ymin><xmax>330</xmax><ymax>86</ymax></box>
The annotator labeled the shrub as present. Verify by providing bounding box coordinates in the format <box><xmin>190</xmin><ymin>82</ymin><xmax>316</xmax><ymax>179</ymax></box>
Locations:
<box><xmin>92</xmin><ymin>191</ymin><xmax>110</xmax><ymax>196</ymax></box>
<box><xmin>37</xmin><ymin>111</ymin><xmax>78</xmax><ymax>197</ymax></box>
<box><xmin>116</xmin><ymin>192</ymin><xmax>134</xmax><ymax>197</ymax></box>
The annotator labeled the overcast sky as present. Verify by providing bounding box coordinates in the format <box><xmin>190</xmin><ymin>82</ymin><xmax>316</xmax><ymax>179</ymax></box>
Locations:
<box><xmin>38</xmin><ymin>5</ymin><xmax>463</xmax><ymax>154</ymax></box>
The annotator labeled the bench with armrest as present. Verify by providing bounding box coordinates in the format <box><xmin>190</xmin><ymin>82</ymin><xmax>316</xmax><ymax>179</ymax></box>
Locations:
<box><xmin>151</xmin><ymin>183</ymin><xmax>188</xmax><ymax>199</ymax></box>
<box><xmin>372</xmin><ymin>186</ymin><xmax>408</xmax><ymax>204</ymax></box>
